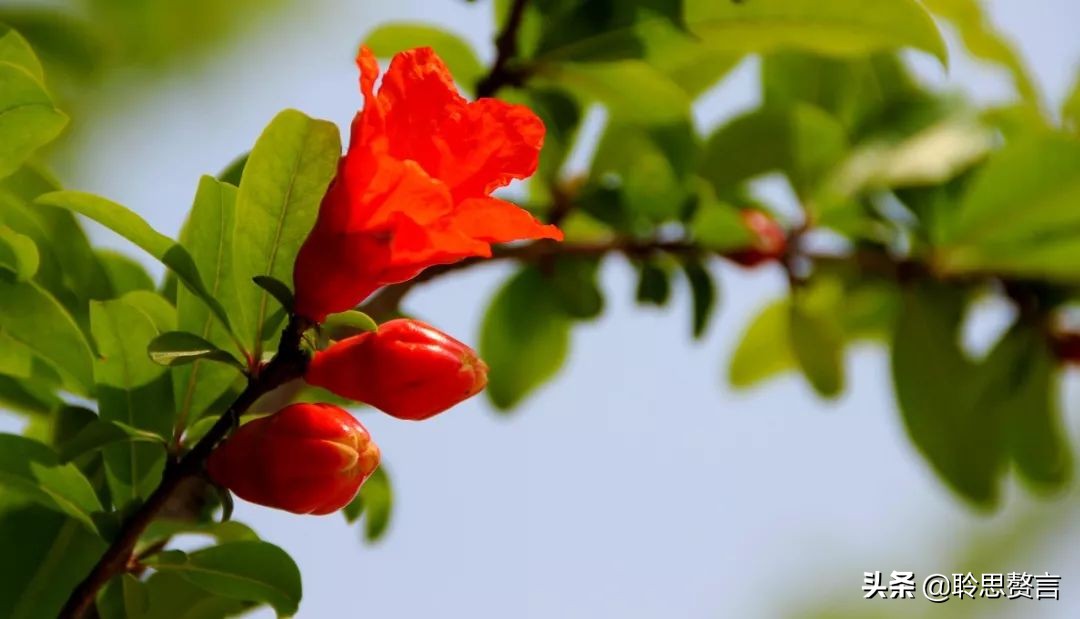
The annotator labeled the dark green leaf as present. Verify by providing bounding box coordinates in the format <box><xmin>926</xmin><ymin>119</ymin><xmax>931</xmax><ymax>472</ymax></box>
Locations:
<box><xmin>96</xmin><ymin>249</ymin><xmax>155</xmax><ymax>295</ymax></box>
<box><xmin>682</xmin><ymin>259</ymin><xmax>716</xmax><ymax>339</ymax></box>
<box><xmin>217</xmin><ymin>153</ymin><xmax>248</xmax><ymax>186</ymax></box>
<box><xmin>481</xmin><ymin>266</ymin><xmax>572</xmax><ymax>410</ymax></box>
<box><xmin>548</xmin><ymin>257</ymin><xmax>604</xmax><ymax>320</ymax></box>
<box><xmin>36</xmin><ymin>190</ymin><xmax>236</xmax><ymax>335</ymax></box>
<box><xmin>146</xmin><ymin>541</ymin><xmax>302</xmax><ymax>616</ymax></box>
<box><xmin>97</xmin><ymin>574</ymin><xmax>149</xmax><ymax>619</ymax></box>
<box><xmin>635</xmin><ymin>261</ymin><xmax>671</xmax><ymax>306</ymax></box>
<box><xmin>140</xmin><ymin>519</ymin><xmax>259</xmax><ymax>551</ymax></box>
<box><xmin>148</xmin><ymin>331</ymin><xmax>245</xmax><ymax>370</ymax></box>
<box><xmin>139</xmin><ymin>572</ymin><xmax>250</xmax><ymax>619</ymax></box>
<box><xmin>232</xmin><ymin>109</ymin><xmax>340</xmax><ymax>358</ymax></box>
<box><xmin>891</xmin><ymin>283</ymin><xmax>1002</xmax><ymax>507</ymax></box>
<box><xmin>252</xmin><ymin>275</ymin><xmax>294</xmax><ymax>312</ymax></box>
<box><xmin>0</xmin><ymin>434</ymin><xmax>103</xmax><ymax>530</ymax></box>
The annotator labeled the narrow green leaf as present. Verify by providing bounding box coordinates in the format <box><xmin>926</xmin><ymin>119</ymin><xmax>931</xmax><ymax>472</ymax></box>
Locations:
<box><xmin>147</xmin><ymin>541</ymin><xmax>302</xmax><ymax>617</ymax></box>
<box><xmin>789</xmin><ymin>297</ymin><xmax>844</xmax><ymax>398</ymax></box>
<box><xmin>91</xmin><ymin>299</ymin><xmax>173</xmax><ymax>504</ymax></box>
<box><xmin>36</xmin><ymin>190</ymin><xmax>236</xmax><ymax>334</ymax></box>
<box><xmin>0</xmin><ymin>61</ymin><xmax>67</xmax><ymax>179</ymax></box>
<box><xmin>684</xmin><ymin>0</ymin><xmax>948</xmax><ymax>64</ymax></box>
<box><xmin>0</xmin><ymin>434</ymin><xmax>103</xmax><ymax>531</ymax></box>
<box><xmin>728</xmin><ymin>300</ymin><xmax>796</xmax><ymax>389</ymax></box>
<box><xmin>232</xmin><ymin>109</ymin><xmax>340</xmax><ymax>359</ymax></box>
<box><xmin>0</xmin><ymin>275</ymin><xmax>94</xmax><ymax>395</ymax></box>
<box><xmin>0</xmin><ymin>224</ymin><xmax>39</xmax><ymax>280</ymax></box>
<box><xmin>252</xmin><ymin>275</ymin><xmax>294</xmax><ymax>312</ymax></box>
<box><xmin>57</xmin><ymin>419</ymin><xmax>167</xmax><ymax>463</ymax></box>
<box><xmin>481</xmin><ymin>267</ymin><xmax>572</xmax><ymax>410</ymax></box>
<box><xmin>148</xmin><ymin>331</ymin><xmax>245</xmax><ymax>370</ymax></box>
<box><xmin>635</xmin><ymin>261</ymin><xmax>671</xmax><ymax>307</ymax></box>
<box><xmin>364</xmin><ymin>23</ymin><xmax>484</xmax><ymax>93</ymax></box>
<box><xmin>682</xmin><ymin>259</ymin><xmax>716</xmax><ymax>339</ymax></box>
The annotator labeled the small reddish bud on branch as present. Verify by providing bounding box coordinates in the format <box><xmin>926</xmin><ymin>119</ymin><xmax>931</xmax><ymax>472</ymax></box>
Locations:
<box><xmin>306</xmin><ymin>318</ymin><xmax>488</xmax><ymax>420</ymax></box>
<box><xmin>729</xmin><ymin>210</ymin><xmax>787</xmax><ymax>268</ymax></box>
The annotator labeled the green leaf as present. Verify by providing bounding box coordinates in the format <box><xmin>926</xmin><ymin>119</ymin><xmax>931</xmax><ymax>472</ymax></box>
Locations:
<box><xmin>0</xmin><ymin>434</ymin><xmax>103</xmax><ymax>531</ymax></box>
<box><xmin>364</xmin><ymin>23</ymin><xmax>484</xmax><ymax>94</ymax></box>
<box><xmin>140</xmin><ymin>519</ymin><xmax>259</xmax><ymax>551</ymax></box>
<box><xmin>57</xmin><ymin>419</ymin><xmax>167</xmax><ymax>463</ymax></box>
<box><xmin>122</xmin><ymin>290</ymin><xmax>178</xmax><ymax>333</ymax></box>
<box><xmin>252</xmin><ymin>275</ymin><xmax>294</xmax><ymax>312</ymax></box>
<box><xmin>539</xmin><ymin>60</ymin><xmax>691</xmax><ymax>124</ymax></box>
<box><xmin>91</xmin><ymin>298</ymin><xmax>173</xmax><ymax>504</ymax></box>
<box><xmin>342</xmin><ymin>466</ymin><xmax>393</xmax><ymax>542</ymax></box>
<box><xmin>148</xmin><ymin>331</ymin><xmax>246</xmax><ymax>370</ymax></box>
<box><xmin>635</xmin><ymin>261</ymin><xmax>671</xmax><ymax>306</ymax></box>
<box><xmin>175</xmin><ymin>176</ymin><xmax>245</xmax><ymax>433</ymax></box>
<box><xmin>0</xmin><ymin>275</ymin><xmax>94</xmax><ymax>395</ymax></box>
<box><xmin>684</xmin><ymin>0</ymin><xmax>947</xmax><ymax>64</ymax></box>
<box><xmin>0</xmin><ymin>61</ymin><xmax>67</xmax><ymax>179</ymax></box>
<box><xmin>481</xmin><ymin>266</ymin><xmax>572</xmax><ymax>410</ymax></box>
<box><xmin>590</xmin><ymin>121</ymin><xmax>696</xmax><ymax>222</ymax></box>
<box><xmin>322</xmin><ymin>310</ymin><xmax>378</xmax><ymax>340</ymax></box>
<box><xmin>789</xmin><ymin>295</ymin><xmax>844</xmax><ymax>398</ymax></box>
<box><xmin>0</xmin><ymin>27</ymin><xmax>43</xmax><ymax>80</ymax></box>
<box><xmin>548</xmin><ymin>257</ymin><xmax>604</xmax><ymax>320</ymax></box>
<box><xmin>97</xmin><ymin>574</ymin><xmax>149</xmax><ymax>619</ymax></box>
<box><xmin>1065</xmin><ymin>67</ymin><xmax>1080</xmax><ymax>136</ymax></box>
<box><xmin>96</xmin><ymin>249</ymin><xmax>155</xmax><ymax>295</ymax></box>
<box><xmin>923</xmin><ymin>0</ymin><xmax>1038</xmax><ymax>103</ymax></box>
<box><xmin>0</xmin><ymin>8</ymin><xmax>105</xmax><ymax>79</ymax></box>
<box><xmin>147</xmin><ymin>541</ymin><xmax>302</xmax><ymax>617</ymax></box>
<box><xmin>891</xmin><ymin>283</ymin><xmax>1002</xmax><ymax>507</ymax></box>
<box><xmin>938</xmin><ymin>132</ymin><xmax>1080</xmax><ymax>280</ymax></box>
<box><xmin>689</xmin><ymin>184</ymin><xmax>754</xmax><ymax>251</ymax></box>
<box><xmin>139</xmin><ymin>571</ymin><xmax>251</xmax><ymax>619</ymax></box>
<box><xmin>728</xmin><ymin>300</ymin><xmax>796</xmax><ymax>389</ymax></box>
<box><xmin>0</xmin><ymin>502</ymin><xmax>106</xmax><ymax>619</ymax></box>
<box><xmin>217</xmin><ymin>152</ymin><xmax>248</xmax><ymax>186</ymax></box>
<box><xmin>0</xmin><ymin>224</ymin><xmax>39</xmax><ymax>280</ymax></box>
<box><xmin>700</xmin><ymin>104</ymin><xmax>848</xmax><ymax>200</ymax></box>
<box><xmin>681</xmin><ymin>259</ymin><xmax>716</xmax><ymax>339</ymax></box>
<box><xmin>232</xmin><ymin>109</ymin><xmax>340</xmax><ymax>358</ymax></box>
<box><xmin>36</xmin><ymin>190</ymin><xmax>236</xmax><ymax>335</ymax></box>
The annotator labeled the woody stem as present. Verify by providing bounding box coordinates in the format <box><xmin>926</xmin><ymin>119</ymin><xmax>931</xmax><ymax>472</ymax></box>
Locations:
<box><xmin>57</xmin><ymin>316</ymin><xmax>312</xmax><ymax>619</ymax></box>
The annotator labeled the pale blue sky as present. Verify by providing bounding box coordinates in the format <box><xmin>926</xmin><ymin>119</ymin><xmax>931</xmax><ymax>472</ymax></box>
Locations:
<box><xmin>11</xmin><ymin>1</ymin><xmax>1080</xmax><ymax>617</ymax></box>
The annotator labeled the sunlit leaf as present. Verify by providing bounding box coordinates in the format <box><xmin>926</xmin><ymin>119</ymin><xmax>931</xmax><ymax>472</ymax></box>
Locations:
<box><xmin>0</xmin><ymin>434</ymin><xmax>103</xmax><ymax>531</ymax></box>
<box><xmin>0</xmin><ymin>224</ymin><xmax>39</xmax><ymax>281</ymax></box>
<box><xmin>0</xmin><ymin>60</ymin><xmax>66</xmax><ymax>179</ymax></box>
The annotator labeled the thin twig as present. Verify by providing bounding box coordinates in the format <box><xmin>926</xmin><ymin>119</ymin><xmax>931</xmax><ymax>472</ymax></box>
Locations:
<box><xmin>475</xmin><ymin>0</ymin><xmax>530</xmax><ymax>97</ymax></box>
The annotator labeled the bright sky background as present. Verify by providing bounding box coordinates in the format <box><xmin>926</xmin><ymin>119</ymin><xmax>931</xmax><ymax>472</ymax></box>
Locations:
<box><xmin>8</xmin><ymin>1</ymin><xmax>1080</xmax><ymax>617</ymax></box>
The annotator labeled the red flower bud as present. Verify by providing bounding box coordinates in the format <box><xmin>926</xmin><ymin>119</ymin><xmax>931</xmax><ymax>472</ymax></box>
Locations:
<box><xmin>729</xmin><ymin>210</ymin><xmax>787</xmax><ymax>267</ymax></box>
<box><xmin>306</xmin><ymin>318</ymin><xmax>488</xmax><ymax>420</ymax></box>
<box><xmin>207</xmin><ymin>403</ymin><xmax>379</xmax><ymax>515</ymax></box>
<box><xmin>293</xmin><ymin>46</ymin><xmax>562</xmax><ymax>322</ymax></box>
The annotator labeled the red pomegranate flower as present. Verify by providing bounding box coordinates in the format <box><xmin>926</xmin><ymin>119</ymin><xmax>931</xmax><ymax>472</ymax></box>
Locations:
<box><xmin>294</xmin><ymin>46</ymin><xmax>563</xmax><ymax>322</ymax></box>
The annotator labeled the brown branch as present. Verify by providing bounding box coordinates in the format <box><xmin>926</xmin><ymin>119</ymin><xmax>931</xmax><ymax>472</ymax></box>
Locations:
<box><xmin>58</xmin><ymin>316</ymin><xmax>312</xmax><ymax>619</ymax></box>
<box><xmin>475</xmin><ymin>0</ymin><xmax>530</xmax><ymax>97</ymax></box>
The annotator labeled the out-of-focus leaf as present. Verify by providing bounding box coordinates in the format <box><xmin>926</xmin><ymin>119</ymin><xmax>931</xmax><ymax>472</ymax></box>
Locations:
<box><xmin>519</xmin><ymin>87</ymin><xmax>581</xmax><ymax>188</ymax></box>
<box><xmin>548</xmin><ymin>257</ymin><xmax>604</xmax><ymax>320</ymax></box>
<box><xmin>95</xmin><ymin>249</ymin><xmax>154</xmax><ymax>295</ymax></box>
<box><xmin>540</xmin><ymin>60</ymin><xmax>690</xmax><ymax>124</ymax></box>
<box><xmin>700</xmin><ymin>104</ymin><xmax>847</xmax><ymax>200</ymax></box>
<box><xmin>891</xmin><ymin>283</ymin><xmax>1001</xmax><ymax>507</ymax></box>
<box><xmin>57</xmin><ymin>419</ymin><xmax>166</xmax><ymax>463</ymax></box>
<box><xmin>481</xmin><ymin>266</ymin><xmax>572</xmax><ymax>410</ymax></box>
<box><xmin>37</xmin><ymin>191</ymin><xmax>236</xmax><ymax>334</ymax></box>
<box><xmin>148</xmin><ymin>331</ymin><xmax>245</xmax><ymax>370</ymax></box>
<box><xmin>1063</xmin><ymin>67</ymin><xmax>1080</xmax><ymax>135</ymax></box>
<box><xmin>91</xmin><ymin>299</ymin><xmax>173</xmax><ymax>504</ymax></box>
<box><xmin>635</xmin><ymin>261</ymin><xmax>671</xmax><ymax>307</ymax></box>
<box><xmin>343</xmin><ymin>466</ymin><xmax>393</xmax><ymax>542</ymax></box>
<box><xmin>0</xmin><ymin>434</ymin><xmax>103</xmax><ymax>531</ymax></box>
<box><xmin>684</xmin><ymin>0</ymin><xmax>947</xmax><ymax>64</ymax></box>
<box><xmin>682</xmin><ymin>258</ymin><xmax>717</xmax><ymax>339</ymax></box>
<box><xmin>0</xmin><ymin>276</ymin><xmax>94</xmax><ymax>395</ymax></box>
<box><xmin>789</xmin><ymin>293</ymin><xmax>845</xmax><ymax>398</ymax></box>
<box><xmin>0</xmin><ymin>60</ymin><xmax>67</xmax><ymax>179</ymax></box>
<box><xmin>232</xmin><ymin>110</ymin><xmax>339</xmax><ymax>359</ymax></box>
<box><xmin>364</xmin><ymin>23</ymin><xmax>484</xmax><ymax>94</ymax></box>
<box><xmin>0</xmin><ymin>8</ymin><xmax>104</xmax><ymax>79</ymax></box>
<box><xmin>0</xmin><ymin>27</ymin><xmax>42</xmax><ymax>80</ymax></box>
<box><xmin>923</xmin><ymin>0</ymin><xmax>1038</xmax><ymax>103</ymax></box>
<box><xmin>146</xmin><ymin>541</ymin><xmax>302</xmax><ymax>617</ymax></box>
<box><xmin>729</xmin><ymin>300</ymin><xmax>796</xmax><ymax>388</ymax></box>
<box><xmin>0</xmin><ymin>374</ymin><xmax>61</xmax><ymax>416</ymax></box>
<box><xmin>689</xmin><ymin>183</ymin><xmax>753</xmax><ymax>250</ymax></box>
<box><xmin>0</xmin><ymin>224</ymin><xmax>39</xmax><ymax>281</ymax></box>
<box><xmin>97</xmin><ymin>574</ymin><xmax>149</xmax><ymax>619</ymax></box>
<box><xmin>139</xmin><ymin>572</ymin><xmax>250</xmax><ymax>619</ymax></box>
<box><xmin>0</xmin><ymin>501</ymin><xmax>106</xmax><ymax>619</ymax></box>
<box><xmin>590</xmin><ymin>121</ymin><xmax>696</xmax><ymax>222</ymax></box>
<box><xmin>938</xmin><ymin>132</ymin><xmax>1080</xmax><ymax>281</ymax></box>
